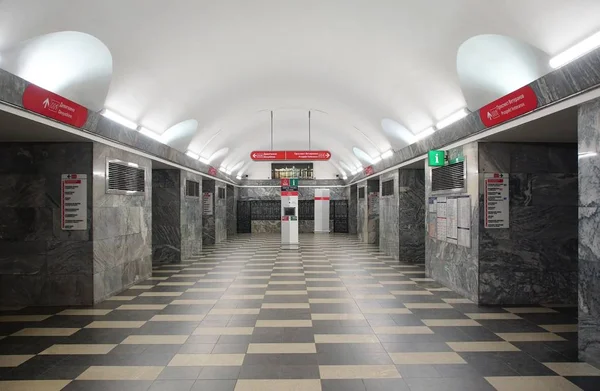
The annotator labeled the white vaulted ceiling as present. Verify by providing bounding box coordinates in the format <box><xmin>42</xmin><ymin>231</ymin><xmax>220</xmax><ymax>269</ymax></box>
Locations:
<box><xmin>0</xmin><ymin>0</ymin><xmax>599</xmax><ymax>174</ymax></box>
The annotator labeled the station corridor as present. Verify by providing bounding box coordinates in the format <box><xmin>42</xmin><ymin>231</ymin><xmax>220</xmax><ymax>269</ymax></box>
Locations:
<box><xmin>0</xmin><ymin>234</ymin><xmax>595</xmax><ymax>391</ymax></box>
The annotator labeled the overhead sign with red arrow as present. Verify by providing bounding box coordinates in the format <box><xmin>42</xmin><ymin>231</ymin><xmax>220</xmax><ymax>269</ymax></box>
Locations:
<box><xmin>251</xmin><ymin>150</ymin><xmax>331</xmax><ymax>161</ymax></box>
<box><xmin>22</xmin><ymin>84</ymin><xmax>88</xmax><ymax>128</ymax></box>
<box><xmin>479</xmin><ymin>86</ymin><xmax>538</xmax><ymax>128</ymax></box>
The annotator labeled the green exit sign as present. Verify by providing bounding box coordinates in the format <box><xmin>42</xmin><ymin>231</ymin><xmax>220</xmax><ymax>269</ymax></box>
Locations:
<box><xmin>428</xmin><ymin>150</ymin><xmax>445</xmax><ymax>167</ymax></box>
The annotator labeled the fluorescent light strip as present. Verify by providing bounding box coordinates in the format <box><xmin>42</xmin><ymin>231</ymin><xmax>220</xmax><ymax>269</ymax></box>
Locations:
<box><xmin>199</xmin><ymin>156</ymin><xmax>210</xmax><ymax>164</ymax></box>
<box><xmin>139</xmin><ymin>127</ymin><xmax>162</xmax><ymax>142</ymax></box>
<box><xmin>578</xmin><ymin>152</ymin><xmax>597</xmax><ymax>159</ymax></box>
<box><xmin>371</xmin><ymin>155</ymin><xmax>382</xmax><ymax>164</ymax></box>
<box><xmin>381</xmin><ymin>150</ymin><xmax>394</xmax><ymax>159</ymax></box>
<box><xmin>102</xmin><ymin>109</ymin><xmax>138</xmax><ymax>130</ymax></box>
<box><xmin>550</xmin><ymin>31</ymin><xmax>600</xmax><ymax>69</ymax></box>
<box><xmin>436</xmin><ymin>108</ymin><xmax>469</xmax><ymax>130</ymax></box>
<box><xmin>413</xmin><ymin>127</ymin><xmax>435</xmax><ymax>141</ymax></box>
<box><xmin>185</xmin><ymin>150</ymin><xmax>200</xmax><ymax>159</ymax></box>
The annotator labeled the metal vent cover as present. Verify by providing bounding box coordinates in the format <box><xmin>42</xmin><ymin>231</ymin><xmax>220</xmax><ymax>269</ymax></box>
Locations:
<box><xmin>382</xmin><ymin>179</ymin><xmax>394</xmax><ymax>197</ymax></box>
<box><xmin>358</xmin><ymin>187</ymin><xmax>365</xmax><ymax>199</ymax></box>
<box><xmin>106</xmin><ymin>159</ymin><xmax>146</xmax><ymax>195</ymax></box>
<box><xmin>432</xmin><ymin>161</ymin><xmax>466</xmax><ymax>195</ymax></box>
<box><xmin>186</xmin><ymin>180</ymin><xmax>200</xmax><ymax>197</ymax></box>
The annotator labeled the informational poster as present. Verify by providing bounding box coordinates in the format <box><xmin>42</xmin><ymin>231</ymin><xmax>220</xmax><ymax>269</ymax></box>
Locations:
<box><xmin>203</xmin><ymin>192</ymin><xmax>213</xmax><ymax>215</ymax></box>
<box><xmin>484</xmin><ymin>173</ymin><xmax>509</xmax><ymax>229</ymax></box>
<box><xmin>457</xmin><ymin>195</ymin><xmax>471</xmax><ymax>248</ymax></box>
<box><xmin>61</xmin><ymin>174</ymin><xmax>87</xmax><ymax>230</ymax></box>
<box><xmin>369</xmin><ymin>192</ymin><xmax>379</xmax><ymax>216</ymax></box>
<box><xmin>428</xmin><ymin>197</ymin><xmax>437</xmax><ymax>213</ymax></box>
<box><xmin>428</xmin><ymin>195</ymin><xmax>471</xmax><ymax>248</ymax></box>
<box><xmin>446</xmin><ymin>197</ymin><xmax>458</xmax><ymax>241</ymax></box>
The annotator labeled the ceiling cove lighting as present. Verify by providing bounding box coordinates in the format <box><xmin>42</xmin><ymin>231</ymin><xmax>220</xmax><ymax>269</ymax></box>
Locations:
<box><xmin>342</xmin><ymin>174</ymin><xmax>348</xmax><ymax>180</ymax></box>
<box><xmin>413</xmin><ymin>127</ymin><xmax>435</xmax><ymax>141</ymax></box>
<box><xmin>550</xmin><ymin>31</ymin><xmax>600</xmax><ymax>69</ymax></box>
<box><xmin>381</xmin><ymin>150</ymin><xmax>394</xmax><ymax>159</ymax></box>
<box><xmin>578</xmin><ymin>151</ymin><xmax>597</xmax><ymax>159</ymax></box>
<box><xmin>436</xmin><ymin>108</ymin><xmax>469</xmax><ymax>130</ymax></box>
<box><xmin>371</xmin><ymin>155</ymin><xmax>382</xmax><ymax>164</ymax></box>
<box><xmin>139</xmin><ymin>127</ymin><xmax>163</xmax><ymax>141</ymax></box>
<box><xmin>236</xmin><ymin>175</ymin><xmax>242</xmax><ymax>180</ymax></box>
<box><xmin>199</xmin><ymin>156</ymin><xmax>210</xmax><ymax>164</ymax></box>
<box><xmin>185</xmin><ymin>150</ymin><xmax>200</xmax><ymax>159</ymax></box>
<box><xmin>102</xmin><ymin>109</ymin><xmax>138</xmax><ymax>130</ymax></box>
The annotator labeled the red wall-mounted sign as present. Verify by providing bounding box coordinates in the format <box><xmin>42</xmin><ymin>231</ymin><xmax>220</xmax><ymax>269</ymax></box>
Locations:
<box><xmin>22</xmin><ymin>84</ymin><xmax>88</xmax><ymax>128</ymax></box>
<box><xmin>479</xmin><ymin>86</ymin><xmax>538</xmax><ymax>128</ymax></box>
<box><xmin>286</xmin><ymin>151</ymin><xmax>331</xmax><ymax>160</ymax></box>
<box><xmin>251</xmin><ymin>150</ymin><xmax>331</xmax><ymax>161</ymax></box>
<box><xmin>208</xmin><ymin>167</ymin><xmax>218</xmax><ymax>176</ymax></box>
<box><xmin>364</xmin><ymin>166</ymin><xmax>375</xmax><ymax>176</ymax></box>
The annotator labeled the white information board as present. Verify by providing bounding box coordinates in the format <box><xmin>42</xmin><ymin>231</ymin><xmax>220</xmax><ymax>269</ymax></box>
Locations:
<box><xmin>203</xmin><ymin>192</ymin><xmax>214</xmax><ymax>216</ymax></box>
<box><xmin>61</xmin><ymin>174</ymin><xmax>87</xmax><ymax>230</ymax></box>
<box><xmin>429</xmin><ymin>195</ymin><xmax>471</xmax><ymax>248</ymax></box>
<box><xmin>446</xmin><ymin>197</ymin><xmax>458</xmax><ymax>241</ymax></box>
<box><xmin>484</xmin><ymin>173</ymin><xmax>509</xmax><ymax>229</ymax></box>
<box><xmin>457</xmin><ymin>195</ymin><xmax>471</xmax><ymax>248</ymax></box>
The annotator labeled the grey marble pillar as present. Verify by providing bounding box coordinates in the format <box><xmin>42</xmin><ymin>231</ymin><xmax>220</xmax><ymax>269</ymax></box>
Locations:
<box><xmin>579</xmin><ymin>97</ymin><xmax>600</xmax><ymax>365</ymax></box>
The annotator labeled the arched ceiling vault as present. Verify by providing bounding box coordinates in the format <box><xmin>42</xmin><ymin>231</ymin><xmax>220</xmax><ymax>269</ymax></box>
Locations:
<box><xmin>0</xmin><ymin>0</ymin><xmax>599</xmax><ymax>168</ymax></box>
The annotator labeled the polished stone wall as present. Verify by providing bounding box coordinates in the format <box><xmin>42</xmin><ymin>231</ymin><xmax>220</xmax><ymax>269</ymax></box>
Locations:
<box><xmin>181</xmin><ymin>171</ymin><xmax>202</xmax><ymax>260</ymax></box>
<box><xmin>399</xmin><ymin>170</ymin><xmax>426</xmax><ymax>263</ymax></box>
<box><xmin>349</xmin><ymin>185</ymin><xmax>357</xmax><ymax>235</ymax></box>
<box><xmin>238</xmin><ymin>179</ymin><xmax>347</xmax><ymax>201</ymax></box>
<box><xmin>152</xmin><ymin>170</ymin><xmax>181</xmax><ymax>264</ymax></box>
<box><xmin>202</xmin><ymin>179</ymin><xmax>216</xmax><ymax>245</ymax></box>
<box><xmin>92</xmin><ymin>143</ymin><xmax>152</xmax><ymax>303</ymax></box>
<box><xmin>425</xmin><ymin>143</ymin><xmax>480</xmax><ymax>302</ymax></box>
<box><xmin>478</xmin><ymin>142</ymin><xmax>578</xmax><ymax>306</ymax></box>
<box><xmin>379</xmin><ymin>171</ymin><xmax>399</xmax><ymax>258</ymax></box>
<box><xmin>357</xmin><ymin>182</ymin><xmax>367</xmax><ymax>242</ymax></box>
<box><xmin>215</xmin><ymin>182</ymin><xmax>228</xmax><ymax>244</ymax></box>
<box><xmin>0</xmin><ymin>142</ymin><xmax>93</xmax><ymax>306</ymax></box>
<box><xmin>578</xmin><ymin>98</ymin><xmax>600</xmax><ymax>365</ymax></box>
<box><xmin>226</xmin><ymin>184</ymin><xmax>236</xmax><ymax>237</ymax></box>
<box><xmin>367</xmin><ymin>179</ymin><xmax>379</xmax><ymax>244</ymax></box>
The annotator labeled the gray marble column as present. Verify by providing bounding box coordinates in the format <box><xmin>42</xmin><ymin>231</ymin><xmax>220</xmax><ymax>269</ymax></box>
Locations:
<box><xmin>579</xmin><ymin>97</ymin><xmax>600</xmax><ymax>365</ymax></box>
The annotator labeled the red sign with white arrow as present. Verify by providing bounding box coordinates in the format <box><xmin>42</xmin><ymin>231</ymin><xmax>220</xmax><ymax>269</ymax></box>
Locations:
<box><xmin>479</xmin><ymin>86</ymin><xmax>538</xmax><ymax>128</ymax></box>
<box><xmin>22</xmin><ymin>84</ymin><xmax>88</xmax><ymax>128</ymax></box>
<box><xmin>250</xmin><ymin>151</ymin><xmax>286</xmax><ymax>161</ymax></box>
<box><xmin>250</xmin><ymin>150</ymin><xmax>331</xmax><ymax>161</ymax></box>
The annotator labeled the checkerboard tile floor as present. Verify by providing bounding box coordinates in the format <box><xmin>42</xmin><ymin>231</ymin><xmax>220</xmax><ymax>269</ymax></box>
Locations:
<box><xmin>0</xmin><ymin>234</ymin><xmax>595</xmax><ymax>391</ymax></box>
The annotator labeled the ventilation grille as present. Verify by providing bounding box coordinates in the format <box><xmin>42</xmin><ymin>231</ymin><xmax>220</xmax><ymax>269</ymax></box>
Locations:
<box><xmin>358</xmin><ymin>187</ymin><xmax>365</xmax><ymax>199</ymax></box>
<box><xmin>432</xmin><ymin>161</ymin><xmax>466</xmax><ymax>193</ymax></box>
<box><xmin>186</xmin><ymin>180</ymin><xmax>200</xmax><ymax>197</ymax></box>
<box><xmin>107</xmin><ymin>160</ymin><xmax>145</xmax><ymax>194</ymax></box>
<box><xmin>382</xmin><ymin>180</ymin><xmax>394</xmax><ymax>196</ymax></box>
<box><xmin>218</xmin><ymin>187</ymin><xmax>226</xmax><ymax>199</ymax></box>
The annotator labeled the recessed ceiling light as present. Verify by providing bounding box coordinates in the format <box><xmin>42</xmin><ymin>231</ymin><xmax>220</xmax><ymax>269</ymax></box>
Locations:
<box><xmin>102</xmin><ymin>109</ymin><xmax>137</xmax><ymax>130</ymax></box>
<box><xmin>436</xmin><ymin>109</ymin><xmax>469</xmax><ymax>130</ymax></box>
<box><xmin>550</xmin><ymin>31</ymin><xmax>600</xmax><ymax>69</ymax></box>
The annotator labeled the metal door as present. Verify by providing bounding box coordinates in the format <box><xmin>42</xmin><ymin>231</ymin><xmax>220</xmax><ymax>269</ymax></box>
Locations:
<box><xmin>331</xmin><ymin>200</ymin><xmax>349</xmax><ymax>233</ymax></box>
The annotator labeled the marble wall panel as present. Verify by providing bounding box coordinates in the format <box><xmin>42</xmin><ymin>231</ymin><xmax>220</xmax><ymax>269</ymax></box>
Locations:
<box><xmin>226</xmin><ymin>184</ymin><xmax>236</xmax><ymax>237</ymax></box>
<box><xmin>349</xmin><ymin>185</ymin><xmax>358</xmax><ymax>235</ymax></box>
<box><xmin>426</xmin><ymin>143</ymin><xmax>480</xmax><ymax>303</ymax></box>
<box><xmin>379</xmin><ymin>171</ymin><xmax>399</xmax><ymax>259</ymax></box>
<box><xmin>0</xmin><ymin>142</ymin><xmax>94</xmax><ymax>306</ymax></box>
<box><xmin>181</xmin><ymin>171</ymin><xmax>202</xmax><ymax>260</ymax></box>
<box><xmin>578</xmin><ymin>97</ymin><xmax>600</xmax><ymax>365</ymax></box>
<box><xmin>398</xmin><ymin>170</ymin><xmax>426</xmax><ymax>263</ymax></box>
<box><xmin>478</xmin><ymin>143</ymin><xmax>578</xmax><ymax>306</ymax></box>
<box><xmin>367</xmin><ymin>179</ymin><xmax>380</xmax><ymax>245</ymax></box>
<box><xmin>252</xmin><ymin>220</ymin><xmax>281</xmax><ymax>233</ymax></box>
<box><xmin>202</xmin><ymin>179</ymin><xmax>216</xmax><ymax>245</ymax></box>
<box><xmin>357</xmin><ymin>182</ymin><xmax>367</xmax><ymax>242</ymax></box>
<box><xmin>152</xmin><ymin>170</ymin><xmax>181</xmax><ymax>264</ymax></box>
<box><xmin>215</xmin><ymin>182</ymin><xmax>228</xmax><ymax>244</ymax></box>
<box><xmin>92</xmin><ymin>143</ymin><xmax>152</xmax><ymax>303</ymax></box>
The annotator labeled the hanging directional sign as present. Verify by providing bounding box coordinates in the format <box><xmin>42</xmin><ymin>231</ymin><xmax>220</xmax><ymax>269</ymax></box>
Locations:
<box><xmin>480</xmin><ymin>86</ymin><xmax>538</xmax><ymax>128</ymax></box>
<box><xmin>250</xmin><ymin>150</ymin><xmax>331</xmax><ymax>161</ymax></box>
<box><xmin>22</xmin><ymin>84</ymin><xmax>88</xmax><ymax>128</ymax></box>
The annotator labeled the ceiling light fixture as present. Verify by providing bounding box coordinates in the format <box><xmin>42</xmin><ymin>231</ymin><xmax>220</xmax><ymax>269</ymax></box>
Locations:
<box><xmin>381</xmin><ymin>150</ymin><xmax>394</xmax><ymax>159</ymax></box>
<box><xmin>102</xmin><ymin>109</ymin><xmax>138</xmax><ymax>130</ymax></box>
<box><xmin>185</xmin><ymin>150</ymin><xmax>200</xmax><ymax>160</ymax></box>
<box><xmin>236</xmin><ymin>175</ymin><xmax>242</xmax><ymax>180</ymax></box>
<box><xmin>371</xmin><ymin>155</ymin><xmax>382</xmax><ymax>164</ymax></box>
<box><xmin>578</xmin><ymin>151</ymin><xmax>597</xmax><ymax>159</ymax></box>
<box><xmin>436</xmin><ymin>109</ymin><xmax>469</xmax><ymax>130</ymax></box>
<box><xmin>413</xmin><ymin>127</ymin><xmax>435</xmax><ymax>141</ymax></box>
<box><xmin>342</xmin><ymin>174</ymin><xmax>348</xmax><ymax>180</ymax></box>
<box><xmin>550</xmin><ymin>31</ymin><xmax>600</xmax><ymax>69</ymax></box>
<box><xmin>199</xmin><ymin>156</ymin><xmax>210</xmax><ymax>164</ymax></box>
<box><xmin>139</xmin><ymin>127</ymin><xmax>162</xmax><ymax>141</ymax></box>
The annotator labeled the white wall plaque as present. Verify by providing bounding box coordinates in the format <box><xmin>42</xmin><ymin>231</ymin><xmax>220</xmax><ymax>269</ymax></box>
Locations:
<box><xmin>484</xmin><ymin>173</ymin><xmax>509</xmax><ymax>229</ymax></box>
<box><xmin>61</xmin><ymin>174</ymin><xmax>87</xmax><ymax>230</ymax></box>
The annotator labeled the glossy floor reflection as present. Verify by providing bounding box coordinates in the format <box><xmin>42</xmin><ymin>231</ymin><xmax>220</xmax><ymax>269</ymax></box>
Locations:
<box><xmin>0</xmin><ymin>234</ymin><xmax>595</xmax><ymax>391</ymax></box>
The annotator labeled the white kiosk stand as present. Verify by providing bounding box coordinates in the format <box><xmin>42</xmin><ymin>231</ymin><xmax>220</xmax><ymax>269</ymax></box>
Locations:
<box><xmin>281</xmin><ymin>178</ymin><xmax>299</xmax><ymax>250</ymax></box>
<box><xmin>314</xmin><ymin>188</ymin><xmax>330</xmax><ymax>233</ymax></box>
